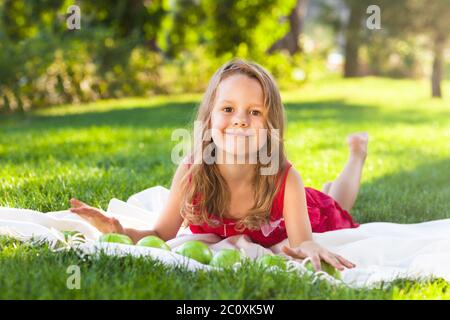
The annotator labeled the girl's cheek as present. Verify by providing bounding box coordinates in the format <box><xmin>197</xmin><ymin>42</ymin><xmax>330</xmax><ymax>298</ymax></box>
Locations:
<box><xmin>211</xmin><ymin>116</ymin><xmax>227</xmax><ymax>130</ymax></box>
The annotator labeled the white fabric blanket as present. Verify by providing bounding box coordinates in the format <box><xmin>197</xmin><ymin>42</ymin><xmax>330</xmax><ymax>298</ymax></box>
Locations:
<box><xmin>1</xmin><ymin>185</ymin><xmax>449</xmax><ymax>288</ymax></box>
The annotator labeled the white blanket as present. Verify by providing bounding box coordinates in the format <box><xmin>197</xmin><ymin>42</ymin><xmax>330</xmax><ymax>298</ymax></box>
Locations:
<box><xmin>1</xmin><ymin>185</ymin><xmax>449</xmax><ymax>288</ymax></box>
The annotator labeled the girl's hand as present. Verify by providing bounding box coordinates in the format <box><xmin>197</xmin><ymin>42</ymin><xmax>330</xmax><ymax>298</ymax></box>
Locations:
<box><xmin>69</xmin><ymin>198</ymin><xmax>125</xmax><ymax>234</ymax></box>
<box><xmin>282</xmin><ymin>240</ymin><xmax>356</xmax><ymax>272</ymax></box>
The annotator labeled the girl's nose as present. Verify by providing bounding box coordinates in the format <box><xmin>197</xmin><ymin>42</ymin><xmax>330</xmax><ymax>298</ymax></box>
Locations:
<box><xmin>233</xmin><ymin>118</ymin><xmax>249</xmax><ymax>128</ymax></box>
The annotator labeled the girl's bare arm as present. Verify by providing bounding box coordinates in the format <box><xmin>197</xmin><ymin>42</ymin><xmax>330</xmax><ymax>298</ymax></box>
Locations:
<box><xmin>281</xmin><ymin>166</ymin><xmax>355</xmax><ymax>271</ymax></box>
<box><xmin>282</xmin><ymin>166</ymin><xmax>313</xmax><ymax>248</ymax></box>
<box><xmin>70</xmin><ymin>161</ymin><xmax>188</xmax><ymax>244</ymax></box>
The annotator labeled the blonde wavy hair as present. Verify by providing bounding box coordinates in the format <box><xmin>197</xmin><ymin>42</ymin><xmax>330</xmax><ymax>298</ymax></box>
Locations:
<box><xmin>179</xmin><ymin>58</ymin><xmax>289</xmax><ymax>232</ymax></box>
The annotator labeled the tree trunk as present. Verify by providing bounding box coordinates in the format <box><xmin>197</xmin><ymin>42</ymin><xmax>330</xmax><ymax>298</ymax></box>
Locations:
<box><xmin>344</xmin><ymin>4</ymin><xmax>364</xmax><ymax>77</ymax></box>
<box><xmin>267</xmin><ymin>0</ymin><xmax>308</xmax><ymax>55</ymax></box>
<box><xmin>147</xmin><ymin>37</ymin><xmax>162</xmax><ymax>53</ymax></box>
<box><xmin>431</xmin><ymin>38</ymin><xmax>444</xmax><ymax>98</ymax></box>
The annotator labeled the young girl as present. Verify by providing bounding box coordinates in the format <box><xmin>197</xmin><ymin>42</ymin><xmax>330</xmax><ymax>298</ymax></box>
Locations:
<box><xmin>70</xmin><ymin>59</ymin><xmax>368</xmax><ymax>272</ymax></box>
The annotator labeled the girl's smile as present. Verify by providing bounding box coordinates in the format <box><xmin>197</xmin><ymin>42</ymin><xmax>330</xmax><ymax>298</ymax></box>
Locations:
<box><xmin>224</xmin><ymin>129</ymin><xmax>256</xmax><ymax>137</ymax></box>
<box><xmin>210</xmin><ymin>74</ymin><xmax>267</xmax><ymax>159</ymax></box>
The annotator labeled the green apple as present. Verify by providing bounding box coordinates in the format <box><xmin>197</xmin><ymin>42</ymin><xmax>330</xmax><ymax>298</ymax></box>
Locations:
<box><xmin>256</xmin><ymin>254</ymin><xmax>287</xmax><ymax>271</ymax></box>
<box><xmin>137</xmin><ymin>235</ymin><xmax>171</xmax><ymax>251</ymax></box>
<box><xmin>175</xmin><ymin>240</ymin><xmax>213</xmax><ymax>265</ymax></box>
<box><xmin>304</xmin><ymin>260</ymin><xmax>342</xmax><ymax>279</ymax></box>
<box><xmin>99</xmin><ymin>233</ymin><xmax>134</xmax><ymax>245</ymax></box>
<box><xmin>210</xmin><ymin>249</ymin><xmax>244</xmax><ymax>268</ymax></box>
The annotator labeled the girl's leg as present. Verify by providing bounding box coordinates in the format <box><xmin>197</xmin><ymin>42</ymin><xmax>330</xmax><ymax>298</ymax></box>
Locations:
<box><xmin>322</xmin><ymin>181</ymin><xmax>332</xmax><ymax>194</ymax></box>
<box><xmin>326</xmin><ymin>132</ymin><xmax>369</xmax><ymax>212</ymax></box>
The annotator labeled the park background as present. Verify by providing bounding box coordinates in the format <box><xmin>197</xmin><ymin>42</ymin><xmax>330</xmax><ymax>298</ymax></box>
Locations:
<box><xmin>1</xmin><ymin>0</ymin><xmax>450</xmax><ymax>111</ymax></box>
<box><xmin>0</xmin><ymin>0</ymin><xmax>449</xmax><ymax>299</ymax></box>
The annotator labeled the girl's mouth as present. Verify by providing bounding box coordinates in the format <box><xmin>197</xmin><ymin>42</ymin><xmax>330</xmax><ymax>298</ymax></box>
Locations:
<box><xmin>224</xmin><ymin>129</ymin><xmax>255</xmax><ymax>137</ymax></box>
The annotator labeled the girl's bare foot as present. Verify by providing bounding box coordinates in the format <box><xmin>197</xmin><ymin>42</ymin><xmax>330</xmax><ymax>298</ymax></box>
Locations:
<box><xmin>347</xmin><ymin>132</ymin><xmax>369</xmax><ymax>160</ymax></box>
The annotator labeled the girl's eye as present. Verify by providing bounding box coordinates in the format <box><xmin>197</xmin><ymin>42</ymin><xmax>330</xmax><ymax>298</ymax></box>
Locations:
<box><xmin>223</xmin><ymin>107</ymin><xmax>233</xmax><ymax>113</ymax></box>
<box><xmin>250</xmin><ymin>110</ymin><xmax>261</xmax><ymax>116</ymax></box>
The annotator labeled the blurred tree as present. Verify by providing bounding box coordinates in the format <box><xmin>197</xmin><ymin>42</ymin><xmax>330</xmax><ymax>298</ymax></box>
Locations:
<box><xmin>163</xmin><ymin>0</ymin><xmax>297</xmax><ymax>58</ymax></box>
<box><xmin>378</xmin><ymin>0</ymin><xmax>450</xmax><ymax>97</ymax></box>
<box><xmin>267</xmin><ymin>0</ymin><xmax>308</xmax><ymax>55</ymax></box>
<box><xmin>207</xmin><ymin>0</ymin><xmax>280</xmax><ymax>56</ymax></box>
<box><xmin>421</xmin><ymin>0</ymin><xmax>450</xmax><ymax>98</ymax></box>
<box><xmin>342</xmin><ymin>0</ymin><xmax>373</xmax><ymax>77</ymax></box>
<box><xmin>81</xmin><ymin>0</ymin><xmax>168</xmax><ymax>52</ymax></box>
<box><xmin>2</xmin><ymin>0</ymin><xmax>64</xmax><ymax>40</ymax></box>
<box><xmin>313</xmin><ymin>0</ymin><xmax>374</xmax><ymax>77</ymax></box>
<box><xmin>317</xmin><ymin>0</ymin><xmax>449</xmax><ymax>98</ymax></box>
<box><xmin>0</xmin><ymin>0</ymin><xmax>170</xmax><ymax>112</ymax></box>
<box><xmin>164</xmin><ymin>0</ymin><xmax>207</xmax><ymax>58</ymax></box>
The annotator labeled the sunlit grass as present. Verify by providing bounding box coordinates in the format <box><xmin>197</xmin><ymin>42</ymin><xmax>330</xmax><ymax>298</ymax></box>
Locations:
<box><xmin>0</xmin><ymin>77</ymin><xmax>449</xmax><ymax>299</ymax></box>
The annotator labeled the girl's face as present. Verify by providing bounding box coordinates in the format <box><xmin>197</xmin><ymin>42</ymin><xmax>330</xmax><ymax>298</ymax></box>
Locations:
<box><xmin>210</xmin><ymin>74</ymin><xmax>268</xmax><ymax>161</ymax></box>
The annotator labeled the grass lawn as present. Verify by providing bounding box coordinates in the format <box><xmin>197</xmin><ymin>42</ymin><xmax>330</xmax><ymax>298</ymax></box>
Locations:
<box><xmin>0</xmin><ymin>77</ymin><xmax>449</xmax><ymax>299</ymax></box>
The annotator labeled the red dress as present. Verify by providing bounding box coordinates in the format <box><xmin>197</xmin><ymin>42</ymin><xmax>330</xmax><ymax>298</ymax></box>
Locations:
<box><xmin>189</xmin><ymin>161</ymin><xmax>360</xmax><ymax>247</ymax></box>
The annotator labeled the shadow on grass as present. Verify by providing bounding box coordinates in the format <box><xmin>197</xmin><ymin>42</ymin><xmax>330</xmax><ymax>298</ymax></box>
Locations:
<box><xmin>1</xmin><ymin>98</ymin><xmax>449</xmax><ymax>134</ymax></box>
<box><xmin>0</xmin><ymin>130</ymin><xmax>177</xmax><ymax>167</ymax></box>
<box><xmin>0</xmin><ymin>101</ymin><xmax>199</xmax><ymax>132</ymax></box>
<box><xmin>284</xmin><ymin>100</ymin><xmax>450</xmax><ymax>126</ymax></box>
<box><xmin>352</xmin><ymin>157</ymin><xmax>450</xmax><ymax>224</ymax></box>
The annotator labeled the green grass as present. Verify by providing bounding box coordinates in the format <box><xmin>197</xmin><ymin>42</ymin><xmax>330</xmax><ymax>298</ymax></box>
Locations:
<box><xmin>0</xmin><ymin>77</ymin><xmax>449</xmax><ymax>299</ymax></box>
